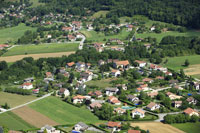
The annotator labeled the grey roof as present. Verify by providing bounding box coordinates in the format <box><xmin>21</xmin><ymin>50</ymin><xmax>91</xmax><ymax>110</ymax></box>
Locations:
<box><xmin>126</xmin><ymin>94</ymin><xmax>137</xmax><ymax>99</ymax></box>
<box><xmin>105</xmin><ymin>87</ymin><xmax>118</xmax><ymax>92</ymax></box>
<box><xmin>75</xmin><ymin>122</ymin><xmax>89</xmax><ymax>130</ymax></box>
<box><xmin>0</xmin><ymin>126</ymin><xmax>3</xmax><ymax>133</ymax></box>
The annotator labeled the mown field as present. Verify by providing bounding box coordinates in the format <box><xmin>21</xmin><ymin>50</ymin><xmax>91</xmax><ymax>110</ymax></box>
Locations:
<box><xmin>80</xmin><ymin>29</ymin><xmax>129</xmax><ymax>42</ymax></box>
<box><xmin>0</xmin><ymin>92</ymin><xmax>37</xmax><ymax>108</ymax></box>
<box><xmin>172</xmin><ymin>122</ymin><xmax>200</xmax><ymax>133</ymax></box>
<box><xmin>28</xmin><ymin>96</ymin><xmax>101</xmax><ymax>124</ymax></box>
<box><xmin>86</xmin><ymin>78</ymin><xmax>113</xmax><ymax>88</ymax></box>
<box><xmin>163</xmin><ymin>55</ymin><xmax>200</xmax><ymax>71</ymax></box>
<box><xmin>0</xmin><ymin>112</ymin><xmax>34</xmax><ymax>130</ymax></box>
<box><xmin>92</xmin><ymin>11</ymin><xmax>109</xmax><ymax>18</ymax></box>
<box><xmin>2</xmin><ymin>43</ymin><xmax>79</xmax><ymax>56</ymax></box>
<box><xmin>0</xmin><ymin>23</ymin><xmax>36</xmax><ymax>44</ymax></box>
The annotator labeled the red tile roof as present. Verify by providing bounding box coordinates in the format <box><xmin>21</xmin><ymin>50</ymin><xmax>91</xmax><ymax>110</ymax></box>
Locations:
<box><xmin>128</xmin><ymin>130</ymin><xmax>141</xmax><ymax>133</ymax></box>
<box><xmin>107</xmin><ymin>121</ymin><xmax>121</xmax><ymax>128</ymax></box>
<box><xmin>183</xmin><ymin>108</ymin><xmax>197</xmax><ymax>115</ymax></box>
<box><xmin>67</xmin><ymin>62</ymin><xmax>75</xmax><ymax>67</ymax></box>
<box><xmin>22</xmin><ymin>83</ymin><xmax>32</xmax><ymax>86</ymax></box>
<box><xmin>115</xmin><ymin>60</ymin><xmax>130</xmax><ymax>66</ymax></box>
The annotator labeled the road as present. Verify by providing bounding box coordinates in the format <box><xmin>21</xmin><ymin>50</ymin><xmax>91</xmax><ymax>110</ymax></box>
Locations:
<box><xmin>79</xmin><ymin>35</ymin><xmax>86</xmax><ymax>50</ymax></box>
<box><xmin>0</xmin><ymin>92</ymin><xmax>53</xmax><ymax>114</ymax></box>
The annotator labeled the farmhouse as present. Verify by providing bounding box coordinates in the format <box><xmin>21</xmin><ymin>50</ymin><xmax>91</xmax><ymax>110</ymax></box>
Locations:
<box><xmin>183</xmin><ymin>108</ymin><xmax>199</xmax><ymax>117</ymax></box>
<box><xmin>105</xmin><ymin>87</ymin><xmax>119</xmax><ymax>96</ymax></box>
<box><xmin>132</xmin><ymin>108</ymin><xmax>145</xmax><ymax>118</ymax></box>
<box><xmin>146</xmin><ymin>102</ymin><xmax>160</xmax><ymax>111</ymax></box>
<box><xmin>21</xmin><ymin>83</ymin><xmax>33</xmax><ymax>90</ymax></box>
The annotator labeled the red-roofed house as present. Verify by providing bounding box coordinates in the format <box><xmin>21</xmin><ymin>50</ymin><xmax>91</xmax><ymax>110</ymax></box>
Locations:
<box><xmin>66</xmin><ymin>62</ymin><xmax>75</xmax><ymax>68</ymax></box>
<box><xmin>111</xmin><ymin>69</ymin><xmax>121</xmax><ymax>77</ymax></box>
<box><xmin>73</xmin><ymin>95</ymin><xmax>86</xmax><ymax>104</ymax></box>
<box><xmin>113</xmin><ymin>60</ymin><xmax>130</xmax><ymax>70</ymax></box>
<box><xmin>108</xmin><ymin>96</ymin><xmax>121</xmax><ymax>105</ymax></box>
<box><xmin>183</xmin><ymin>108</ymin><xmax>199</xmax><ymax>116</ymax></box>
<box><xmin>107</xmin><ymin>121</ymin><xmax>121</xmax><ymax>132</ymax></box>
<box><xmin>21</xmin><ymin>83</ymin><xmax>33</xmax><ymax>90</ymax></box>
<box><xmin>132</xmin><ymin>108</ymin><xmax>145</xmax><ymax>118</ymax></box>
<box><xmin>62</xmin><ymin>27</ymin><xmax>73</xmax><ymax>32</ymax></box>
<box><xmin>135</xmin><ymin>60</ymin><xmax>146</xmax><ymax>68</ymax></box>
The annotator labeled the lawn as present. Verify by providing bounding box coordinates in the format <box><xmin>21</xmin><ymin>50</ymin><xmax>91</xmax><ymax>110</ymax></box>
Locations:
<box><xmin>92</xmin><ymin>11</ymin><xmax>109</xmax><ymax>18</ymax></box>
<box><xmin>163</xmin><ymin>55</ymin><xmax>200</xmax><ymax>71</ymax></box>
<box><xmin>86</xmin><ymin>78</ymin><xmax>114</xmax><ymax>88</ymax></box>
<box><xmin>28</xmin><ymin>96</ymin><xmax>101</xmax><ymax>124</ymax></box>
<box><xmin>136</xmin><ymin>30</ymin><xmax>200</xmax><ymax>43</ymax></box>
<box><xmin>3</xmin><ymin>43</ymin><xmax>79</xmax><ymax>56</ymax></box>
<box><xmin>172</xmin><ymin>122</ymin><xmax>200</xmax><ymax>133</ymax></box>
<box><xmin>0</xmin><ymin>92</ymin><xmax>37</xmax><ymax>108</ymax></box>
<box><xmin>80</xmin><ymin>29</ymin><xmax>129</xmax><ymax>42</ymax></box>
<box><xmin>0</xmin><ymin>23</ymin><xmax>36</xmax><ymax>44</ymax></box>
<box><xmin>29</xmin><ymin>0</ymin><xmax>44</xmax><ymax>7</ymax></box>
<box><xmin>0</xmin><ymin>112</ymin><xmax>34</xmax><ymax>130</ymax></box>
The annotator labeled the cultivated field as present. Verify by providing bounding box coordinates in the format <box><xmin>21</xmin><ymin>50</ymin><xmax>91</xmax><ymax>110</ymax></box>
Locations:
<box><xmin>163</xmin><ymin>55</ymin><xmax>200</xmax><ymax>71</ymax></box>
<box><xmin>0</xmin><ymin>92</ymin><xmax>37</xmax><ymax>108</ymax></box>
<box><xmin>0</xmin><ymin>23</ymin><xmax>36</xmax><ymax>44</ymax></box>
<box><xmin>3</xmin><ymin>43</ymin><xmax>79</xmax><ymax>57</ymax></box>
<box><xmin>131</xmin><ymin>122</ymin><xmax>184</xmax><ymax>133</ymax></box>
<box><xmin>80</xmin><ymin>29</ymin><xmax>129</xmax><ymax>42</ymax></box>
<box><xmin>12</xmin><ymin>106</ymin><xmax>59</xmax><ymax>128</ymax></box>
<box><xmin>0</xmin><ymin>51</ymin><xmax>75</xmax><ymax>62</ymax></box>
<box><xmin>28</xmin><ymin>96</ymin><xmax>101</xmax><ymax>124</ymax></box>
<box><xmin>172</xmin><ymin>122</ymin><xmax>200</xmax><ymax>133</ymax></box>
<box><xmin>184</xmin><ymin>64</ymin><xmax>200</xmax><ymax>76</ymax></box>
<box><xmin>0</xmin><ymin>112</ymin><xmax>34</xmax><ymax>130</ymax></box>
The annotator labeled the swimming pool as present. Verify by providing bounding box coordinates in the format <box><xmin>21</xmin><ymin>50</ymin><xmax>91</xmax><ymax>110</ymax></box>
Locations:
<box><xmin>121</xmin><ymin>106</ymin><xmax>136</xmax><ymax>110</ymax></box>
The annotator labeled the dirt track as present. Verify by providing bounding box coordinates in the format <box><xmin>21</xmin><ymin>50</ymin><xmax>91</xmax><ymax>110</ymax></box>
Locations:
<box><xmin>0</xmin><ymin>51</ymin><xmax>75</xmax><ymax>62</ymax></box>
<box><xmin>12</xmin><ymin>106</ymin><xmax>59</xmax><ymax>128</ymax></box>
<box><xmin>131</xmin><ymin>122</ymin><xmax>184</xmax><ymax>133</ymax></box>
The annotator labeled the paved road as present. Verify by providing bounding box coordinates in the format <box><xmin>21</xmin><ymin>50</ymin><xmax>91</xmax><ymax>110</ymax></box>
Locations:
<box><xmin>0</xmin><ymin>92</ymin><xmax>53</xmax><ymax>114</ymax></box>
<box><xmin>79</xmin><ymin>35</ymin><xmax>86</xmax><ymax>50</ymax></box>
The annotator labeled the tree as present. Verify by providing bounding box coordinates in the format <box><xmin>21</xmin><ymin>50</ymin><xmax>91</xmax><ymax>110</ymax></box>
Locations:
<box><xmin>190</xmin><ymin>115</ymin><xmax>199</xmax><ymax>122</ymax></box>
<box><xmin>0</xmin><ymin>61</ymin><xmax>8</xmax><ymax>71</ymax></box>
<box><xmin>184</xmin><ymin>59</ymin><xmax>190</xmax><ymax>67</ymax></box>
<box><xmin>163</xmin><ymin>97</ymin><xmax>171</xmax><ymax>108</ymax></box>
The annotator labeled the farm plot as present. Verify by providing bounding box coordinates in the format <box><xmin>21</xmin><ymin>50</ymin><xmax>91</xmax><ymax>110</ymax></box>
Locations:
<box><xmin>131</xmin><ymin>122</ymin><xmax>184</xmax><ymax>133</ymax></box>
<box><xmin>184</xmin><ymin>64</ymin><xmax>200</xmax><ymax>76</ymax></box>
<box><xmin>28</xmin><ymin>96</ymin><xmax>101</xmax><ymax>124</ymax></box>
<box><xmin>12</xmin><ymin>106</ymin><xmax>59</xmax><ymax>128</ymax></box>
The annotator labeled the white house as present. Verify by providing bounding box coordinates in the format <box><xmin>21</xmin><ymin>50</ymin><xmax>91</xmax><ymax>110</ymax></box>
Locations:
<box><xmin>59</xmin><ymin>88</ymin><xmax>70</xmax><ymax>97</ymax></box>
<box><xmin>135</xmin><ymin>60</ymin><xmax>146</xmax><ymax>68</ymax></box>
<box><xmin>132</xmin><ymin>108</ymin><xmax>145</xmax><ymax>118</ymax></box>
<box><xmin>73</xmin><ymin>95</ymin><xmax>86</xmax><ymax>104</ymax></box>
<box><xmin>146</xmin><ymin>102</ymin><xmax>160</xmax><ymax>111</ymax></box>
<box><xmin>105</xmin><ymin>87</ymin><xmax>119</xmax><ymax>96</ymax></box>
<box><xmin>21</xmin><ymin>83</ymin><xmax>33</xmax><ymax>90</ymax></box>
<box><xmin>108</xmin><ymin>96</ymin><xmax>121</xmax><ymax>105</ymax></box>
<box><xmin>74</xmin><ymin>122</ymin><xmax>89</xmax><ymax>132</ymax></box>
<box><xmin>111</xmin><ymin>69</ymin><xmax>121</xmax><ymax>77</ymax></box>
<box><xmin>183</xmin><ymin>108</ymin><xmax>199</xmax><ymax>117</ymax></box>
<box><xmin>38</xmin><ymin>125</ymin><xmax>60</xmax><ymax>133</ymax></box>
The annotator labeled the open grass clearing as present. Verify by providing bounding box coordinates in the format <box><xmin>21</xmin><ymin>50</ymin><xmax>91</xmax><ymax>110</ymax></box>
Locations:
<box><xmin>3</xmin><ymin>43</ymin><xmax>79</xmax><ymax>56</ymax></box>
<box><xmin>29</xmin><ymin>96</ymin><xmax>101</xmax><ymax>124</ymax></box>
<box><xmin>0</xmin><ymin>23</ymin><xmax>36</xmax><ymax>44</ymax></box>
<box><xmin>92</xmin><ymin>11</ymin><xmax>109</xmax><ymax>18</ymax></box>
<box><xmin>80</xmin><ymin>29</ymin><xmax>129</xmax><ymax>42</ymax></box>
<box><xmin>12</xmin><ymin>106</ymin><xmax>59</xmax><ymax>128</ymax></box>
<box><xmin>163</xmin><ymin>55</ymin><xmax>200</xmax><ymax>71</ymax></box>
<box><xmin>0</xmin><ymin>51</ymin><xmax>75</xmax><ymax>62</ymax></box>
<box><xmin>172</xmin><ymin>122</ymin><xmax>200</xmax><ymax>133</ymax></box>
<box><xmin>131</xmin><ymin>122</ymin><xmax>184</xmax><ymax>133</ymax></box>
<box><xmin>0</xmin><ymin>111</ymin><xmax>34</xmax><ymax>130</ymax></box>
<box><xmin>0</xmin><ymin>92</ymin><xmax>37</xmax><ymax>108</ymax></box>
<box><xmin>86</xmin><ymin>78</ymin><xmax>114</xmax><ymax>88</ymax></box>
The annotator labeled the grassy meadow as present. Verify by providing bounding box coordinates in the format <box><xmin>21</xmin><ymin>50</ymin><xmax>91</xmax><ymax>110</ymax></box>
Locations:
<box><xmin>86</xmin><ymin>78</ymin><xmax>113</xmax><ymax>88</ymax></box>
<box><xmin>29</xmin><ymin>96</ymin><xmax>101</xmax><ymax>124</ymax></box>
<box><xmin>172</xmin><ymin>122</ymin><xmax>200</xmax><ymax>133</ymax></box>
<box><xmin>2</xmin><ymin>43</ymin><xmax>79</xmax><ymax>56</ymax></box>
<box><xmin>0</xmin><ymin>112</ymin><xmax>34</xmax><ymax>130</ymax></box>
<box><xmin>0</xmin><ymin>92</ymin><xmax>37</xmax><ymax>108</ymax></box>
<box><xmin>0</xmin><ymin>23</ymin><xmax>36</xmax><ymax>44</ymax></box>
<box><xmin>92</xmin><ymin>11</ymin><xmax>109</xmax><ymax>18</ymax></box>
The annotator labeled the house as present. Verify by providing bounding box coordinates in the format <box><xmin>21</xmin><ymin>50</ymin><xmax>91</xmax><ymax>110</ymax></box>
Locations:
<box><xmin>96</xmin><ymin>47</ymin><xmax>104</xmax><ymax>52</ymax></box>
<box><xmin>75</xmin><ymin>62</ymin><xmax>88</xmax><ymax>71</ymax></box>
<box><xmin>111</xmin><ymin>69</ymin><xmax>121</xmax><ymax>77</ymax></box>
<box><xmin>156</xmin><ymin>76</ymin><xmax>165</xmax><ymax>80</ymax></box>
<box><xmin>150</xmin><ymin>26</ymin><xmax>155</xmax><ymax>31</ymax></box>
<box><xmin>88</xmin><ymin>90</ymin><xmax>102</xmax><ymax>98</ymax></box>
<box><xmin>144</xmin><ymin>43</ymin><xmax>151</xmax><ymax>49</ymax></box>
<box><xmin>24</xmin><ymin>77</ymin><xmax>34</xmax><ymax>82</ymax></box>
<box><xmin>186</xmin><ymin>97</ymin><xmax>197</xmax><ymax>105</ymax></box>
<box><xmin>147</xmin><ymin>91</ymin><xmax>158</xmax><ymax>98</ymax></box>
<box><xmin>146</xmin><ymin>102</ymin><xmax>160</xmax><ymax>111</ymax></box>
<box><xmin>74</xmin><ymin>122</ymin><xmax>89</xmax><ymax>132</ymax></box>
<box><xmin>98</xmin><ymin>60</ymin><xmax>105</xmax><ymax>66</ymax></box>
<box><xmin>0</xmin><ymin>44</ymin><xmax>9</xmax><ymax>50</ymax></box>
<box><xmin>108</xmin><ymin>96</ymin><xmax>121</xmax><ymax>105</ymax></box>
<box><xmin>32</xmin><ymin>88</ymin><xmax>39</xmax><ymax>94</ymax></box>
<box><xmin>93</xmin><ymin>42</ymin><xmax>105</xmax><ymax>48</ymax></box>
<box><xmin>114</xmin><ymin>107</ymin><xmax>126</xmax><ymax>115</ymax></box>
<box><xmin>62</xmin><ymin>27</ymin><xmax>73</xmax><ymax>32</ymax></box>
<box><xmin>66</xmin><ymin>62</ymin><xmax>75</xmax><ymax>68</ymax></box>
<box><xmin>165</xmin><ymin>71</ymin><xmax>173</xmax><ymax>76</ymax></box>
<box><xmin>127</xmin><ymin>24</ymin><xmax>133</xmax><ymax>31</ymax></box>
<box><xmin>59</xmin><ymin>88</ymin><xmax>70</xmax><ymax>97</ymax></box>
<box><xmin>67</xmin><ymin>34</ymin><xmax>76</xmax><ymax>41</ymax></box>
<box><xmin>166</xmin><ymin>92</ymin><xmax>182</xmax><ymax>100</ymax></box>
<box><xmin>183</xmin><ymin>108</ymin><xmax>199</xmax><ymax>117</ymax></box>
<box><xmin>107</xmin><ymin>121</ymin><xmax>121</xmax><ymax>132</ymax></box>
<box><xmin>169</xmin><ymin>80</ymin><xmax>179</xmax><ymax>85</ymax></box>
<box><xmin>116</xmin><ymin>84</ymin><xmax>127</xmax><ymax>91</ymax></box>
<box><xmin>89</xmin><ymin>102</ymin><xmax>102</xmax><ymax>111</ymax></box>
<box><xmin>173</xmin><ymin>101</ymin><xmax>182</xmax><ymax>108</ymax></box>
<box><xmin>135</xmin><ymin>60</ymin><xmax>146</xmax><ymax>68</ymax></box>
<box><xmin>46</xmin><ymin>72</ymin><xmax>53</xmax><ymax>78</ymax></box>
<box><xmin>128</xmin><ymin>130</ymin><xmax>141</xmax><ymax>133</ymax></box>
<box><xmin>126</xmin><ymin>94</ymin><xmax>139</xmax><ymax>103</ymax></box>
<box><xmin>136</xmin><ymin>84</ymin><xmax>150</xmax><ymax>92</ymax></box>
<box><xmin>47</xmin><ymin>34</ymin><xmax>52</xmax><ymax>39</ymax></box>
<box><xmin>80</xmin><ymin>71</ymin><xmax>93</xmax><ymax>82</ymax></box>
<box><xmin>194</xmin><ymin>82</ymin><xmax>200</xmax><ymax>90</ymax></box>
<box><xmin>37</xmin><ymin>125</ymin><xmax>60</xmax><ymax>133</ymax></box>
<box><xmin>105</xmin><ymin>87</ymin><xmax>119</xmax><ymax>96</ymax></box>
<box><xmin>113</xmin><ymin>60</ymin><xmax>130</xmax><ymax>70</ymax></box>
<box><xmin>142</xmin><ymin>78</ymin><xmax>153</xmax><ymax>83</ymax></box>
<box><xmin>132</xmin><ymin>108</ymin><xmax>145</xmax><ymax>118</ymax></box>
<box><xmin>21</xmin><ymin>83</ymin><xmax>33</xmax><ymax>90</ymax></box>
<box><xmin>73</xmin><ymin>95</ymin><xmax>86</xmax><ymax>104</ymax></box>
<box><xmin>174</xmin><ymin>85</ymin><xmax>183</xmax><ymax>90</ymax></box>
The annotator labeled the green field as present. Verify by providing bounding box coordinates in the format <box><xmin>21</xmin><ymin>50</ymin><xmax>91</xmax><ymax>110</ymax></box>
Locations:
<box><xmin>0</xmin><ymin>23</ymin><xmax>36</xmax><ymax>44</ymax></box>
<box><xmin>136</xmin><ymin>30</ymin><xmax>200</xmax><ymax>43</ymax></box>
<box><xmin>29</xmin><ymin>0</ymin><xmax>44</xmax><ymax>7</ymax></box>
<box><xmin>172</xmin><ymin>122</ymin><xmax>200</xmax><ymax>133</ymax></box>
<box><xmin>0</xmin><ymin>92</ymin><xmax>37</xmax><ymax>108</ymax></box>
<box><xmin>29</xmin><ymin>96</ymin><xmax>101</xmax><ymax>124</ymax></box>
<box><xmin>0</xmin><ymin>112</ymin><xmax>34</xmax><ymax>130</ymax></box>
<box><xmin>81</xmin><ymin>29</ymin><xmax>129</xmax><ymax>42</ymax></box>
<box><xmin>163</xmin><ymin>55</ymin><xmax>200</xmax><ymax>70</ymax></box>
<box><xmin>92</xmin><ymin>11</ymin><xmax>109</xmax><ymax>18</ymax></box>
<box><xmin>86</xmin><ymin>78</ymin><xmax>113</xmax><ymax>88</ymax></box>
<box><xmin>3</xmin><ymin>43</ymin><xmax>79</xmax><ymax>56</ymax></box>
